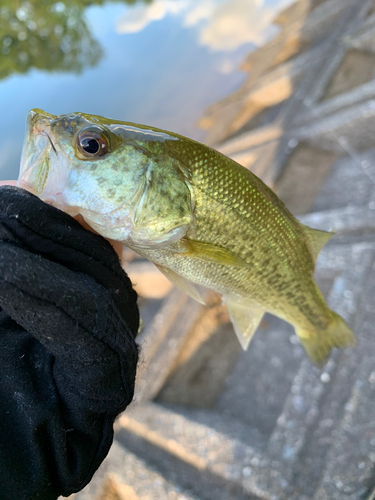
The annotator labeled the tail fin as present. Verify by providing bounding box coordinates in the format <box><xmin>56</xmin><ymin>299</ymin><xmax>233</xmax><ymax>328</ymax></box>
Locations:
<box><xmin>297</xmin><ymin>312</ymin><xmax>355</xmax><ymax>366</ymax></box>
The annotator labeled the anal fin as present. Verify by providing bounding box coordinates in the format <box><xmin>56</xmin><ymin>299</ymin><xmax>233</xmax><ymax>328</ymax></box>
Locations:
<box><xmin>301</xmin><ymin>224</ymin><xmax>334</xmax><ymax>263</ymax></box>
<box><xmin>155</xmin><ymin>264</ymin><xmax>206</xmax><ymax>305</ymax></box>
<box><xmin>226</xmin><ymin>298</ymin><xmax>264</xmax><ymax>350</ymax></box>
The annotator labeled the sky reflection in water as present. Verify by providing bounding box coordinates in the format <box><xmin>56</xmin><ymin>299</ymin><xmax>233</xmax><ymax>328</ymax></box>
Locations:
<box><xmin>0</xmin><ymin>0</ymin><xmax>293</xmax><ymax>180</ymax></box>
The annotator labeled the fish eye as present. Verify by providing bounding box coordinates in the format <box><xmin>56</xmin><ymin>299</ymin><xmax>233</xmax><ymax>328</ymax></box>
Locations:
<box><xmin>76</xmin><ymin>126</ymin><xmax>109</xmax><ymax>157</ymax></box>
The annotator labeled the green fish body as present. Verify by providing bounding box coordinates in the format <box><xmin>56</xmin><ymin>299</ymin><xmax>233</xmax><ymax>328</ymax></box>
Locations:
<box><xmin>18</xmin><ymin>109</ymin><xmax>355</xmax><ymax>364</ymax></box>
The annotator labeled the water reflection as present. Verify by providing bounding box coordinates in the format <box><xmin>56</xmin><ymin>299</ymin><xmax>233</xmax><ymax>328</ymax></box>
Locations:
<box><xmin>0</xmin><ymin>0</ymin><xmax>295</xmax><ymax>83</ymax></box>
<box><xmin>0</xmin><ymin>0</ymin><xmax>150</xmax><ymax>80</ymax></box>
<box><xmin>117</xmin><ymin>0</ymin><xmax>294</xmax><ymax>51</ymax></box>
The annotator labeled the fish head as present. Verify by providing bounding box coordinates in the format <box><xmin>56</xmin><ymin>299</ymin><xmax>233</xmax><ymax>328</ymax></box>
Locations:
<box><xmin>18</xmin><ymin>109</ymin><xmax>194</xmax><ymax>247</ymax></box>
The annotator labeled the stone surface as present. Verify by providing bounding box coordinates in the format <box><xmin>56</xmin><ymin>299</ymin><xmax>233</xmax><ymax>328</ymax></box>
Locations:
<box><xmin>322</xmin><ymin>49</ymin><xmax>375</xmax><ymax>101</ymax></box>
<box><xmin>72</xmin><ymin>441</ymin><xmax>201</xmax><ymax>500</ymax></box>
<box><xmin>312</xmin><ymin>148</ymin><xmax>375</xmax><ymax>212</ymax></box>
<box><xmin>275</xmin><ymin>143</ymin><xmax>337</xmax><ymax>214</ymax></box>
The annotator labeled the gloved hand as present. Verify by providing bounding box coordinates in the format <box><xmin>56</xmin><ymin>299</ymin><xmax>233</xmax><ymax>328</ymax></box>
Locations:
<box><xmin>0</xmin><ymin>186</ymin><xmax>139</xmax><ymax>500</ymax></box>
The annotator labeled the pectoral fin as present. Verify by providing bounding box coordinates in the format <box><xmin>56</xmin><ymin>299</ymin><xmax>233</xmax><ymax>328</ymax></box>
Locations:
<box><xmin>301</xmin><ymin>224</ymin><xmax>334</xmax><ymax>263</ymax></box>
<box><xmin>155</xmin><ymin>264</ymin><xmax>206</xmax><ymax>305</ymax></box>
<box><xmin>177</xmin><ymin>238</ymin><xmax>250</xmax><ymax>268</ymax></box>
<box><xmin>226</xmin><ymin>299</ymin><xmax>264</xmax><ymax>350</ymax></box>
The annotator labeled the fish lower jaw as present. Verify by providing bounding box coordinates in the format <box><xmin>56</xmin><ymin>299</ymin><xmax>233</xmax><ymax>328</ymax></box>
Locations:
<box><xmin>17</xmin><ymin>177</ymin><xmax>36</xmax><ymax>193</ymax></box>
<box><xmin>43</xmin><ymin>198</ymin><xmax>80</xmax><ymax>216</ymax></box>
<box><xmin>78</xmin><ymin>215</ymin><xmax>133</xmax><ymax>243</ymax></box>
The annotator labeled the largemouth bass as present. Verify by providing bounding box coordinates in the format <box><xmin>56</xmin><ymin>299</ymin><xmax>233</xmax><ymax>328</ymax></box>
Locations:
<box><xmin>18</xmin><ymin>109</ymin><xmax>355</xmax><ymax>364</ymax></box>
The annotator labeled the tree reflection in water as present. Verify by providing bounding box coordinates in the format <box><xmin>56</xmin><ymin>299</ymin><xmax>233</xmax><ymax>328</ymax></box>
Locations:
<box><xmin>0</xmin><ymin>0</ymin><xmax>151</xmax><ymax>80</ymax></box>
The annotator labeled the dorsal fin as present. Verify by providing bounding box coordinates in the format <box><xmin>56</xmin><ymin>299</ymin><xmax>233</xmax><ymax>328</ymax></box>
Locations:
<box><xmin>301</xmin><ymin>224</ymin><xmax>334</xmax><ymax>263</ymax></box>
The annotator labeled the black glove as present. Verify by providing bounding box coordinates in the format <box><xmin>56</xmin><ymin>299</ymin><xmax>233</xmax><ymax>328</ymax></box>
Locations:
<box><xmin>0</xmin><ymin>186</ymin><xmax>139</xmax><ymax>500</ymax></box>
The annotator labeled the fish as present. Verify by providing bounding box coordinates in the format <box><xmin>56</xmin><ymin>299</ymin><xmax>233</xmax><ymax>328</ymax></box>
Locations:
<box><xmin>17</xmin><ymin>108</ymin><xmax>355</xmax><ymax>365</ymax></box>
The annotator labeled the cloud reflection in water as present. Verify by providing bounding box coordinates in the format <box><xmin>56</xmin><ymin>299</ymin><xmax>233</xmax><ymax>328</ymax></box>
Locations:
<box><xmin>116</xmin><ymin>0</ymin><xmax>295</xmax><ymax>54</ymax></box>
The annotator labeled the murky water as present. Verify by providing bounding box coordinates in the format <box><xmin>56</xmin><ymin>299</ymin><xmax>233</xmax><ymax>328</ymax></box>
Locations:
<box><xmin>0</xmin><ymin>0</ymin><xmax>293</xmax><ymax>180</ymax></box>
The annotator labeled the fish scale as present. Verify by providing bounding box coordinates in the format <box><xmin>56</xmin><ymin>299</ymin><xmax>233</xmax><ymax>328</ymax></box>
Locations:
<box><xmin>18</xmin><ymin>109</ymin><xmax>355</xmax><ymax>364</ymax></box>
<box><xmin>186</xmin><ymin>144</ymin><xmax>310</xmax><ymax>276</ymax></box>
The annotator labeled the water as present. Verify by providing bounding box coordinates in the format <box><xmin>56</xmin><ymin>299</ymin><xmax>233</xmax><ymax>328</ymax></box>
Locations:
<box><xmin>0</xmin><ymin>0</ymin><xmax>293</xmax><ymax>180</ymax></box>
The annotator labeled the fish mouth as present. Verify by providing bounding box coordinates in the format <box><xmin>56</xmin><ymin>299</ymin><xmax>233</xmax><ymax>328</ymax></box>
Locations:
<box><xmin>17</xmin><ymin>109</ymin><xmax>58</xmax><ymax>195</ymax></box>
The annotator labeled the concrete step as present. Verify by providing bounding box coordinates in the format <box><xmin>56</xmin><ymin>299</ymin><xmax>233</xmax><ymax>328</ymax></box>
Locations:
<box><xmin>117</xmin><ymin>403</ymin><xmax>264</xmax><ymax>500</ymax></box>
<box><xmin>312</xmin><ymin>148</ymin><xmax>375</xmax><ymax>212</ymax></box>
<box><xmin>68</xmin><ymin>440</ymin><xmax>202</xmax><ymax>500</ymax></box>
